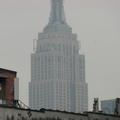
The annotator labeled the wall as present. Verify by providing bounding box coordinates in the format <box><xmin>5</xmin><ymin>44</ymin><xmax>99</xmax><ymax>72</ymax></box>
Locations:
<box><xmin>87</xmin><ymin>112</ymin><xmax>120</xmax><ymax>120</ymax></box>
<box><xmin>0</xmin><ymin>106</ymin><xmax>87</xmax><ymax>120</ymax></box>
<box><xmin>0</xmin><ymin>106</ymin><xmax>120</xmax><ymax>120</ymax></box>
<box><xmin>0</xmin><ymin>68</ymin><xmax>16</xmax><ymax>100</ymax></box>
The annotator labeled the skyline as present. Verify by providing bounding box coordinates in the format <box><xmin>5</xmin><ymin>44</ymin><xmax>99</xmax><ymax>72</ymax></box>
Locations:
<box><xmin>0</xmin><ymin>0</ymin><xmax>120</xmax><ymax>110</ymax></box>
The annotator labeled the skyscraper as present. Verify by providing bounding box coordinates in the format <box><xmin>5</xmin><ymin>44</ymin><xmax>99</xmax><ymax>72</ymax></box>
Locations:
<box><xmin>29</xmin><ymin>0</ymin><xmax>88</xmax><ymax>113</ymax></box>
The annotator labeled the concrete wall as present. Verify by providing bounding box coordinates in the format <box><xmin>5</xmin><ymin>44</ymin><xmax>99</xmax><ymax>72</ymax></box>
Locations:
<box><xmin>87</xmin><ymin>112</ymin><xmax>120</xmax><ymax>120</ymax></box>
<box><xmin>0</xmin><ymin>107</ymin><xmax>87</xmax><ymax>120</ymax></box>
<box><xmin>0</xmin><ymin>106</ymin><xmax>120</xmax><ymax>120</ymax></box>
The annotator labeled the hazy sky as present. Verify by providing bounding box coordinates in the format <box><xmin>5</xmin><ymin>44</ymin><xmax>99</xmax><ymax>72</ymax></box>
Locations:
<box><xmin>0</xmin><ymin>0</ymin><xmax>120</xmax><ymax>110</ymax></box>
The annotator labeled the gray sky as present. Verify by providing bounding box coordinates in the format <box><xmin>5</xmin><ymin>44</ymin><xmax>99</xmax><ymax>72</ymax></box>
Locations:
<box><xmin>0</xmin><ymin>0</ymin><xmax>120</xmax><ymax>110</ymax></box>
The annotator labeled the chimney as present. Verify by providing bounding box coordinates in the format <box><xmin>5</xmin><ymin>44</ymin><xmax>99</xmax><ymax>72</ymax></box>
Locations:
<box><xmin>93</xmin><ymin>98</ymin><xmax>99</xmax><ymax>112</ymax></box>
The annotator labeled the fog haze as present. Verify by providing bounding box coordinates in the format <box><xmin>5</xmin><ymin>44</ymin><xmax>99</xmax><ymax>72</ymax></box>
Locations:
<box><xmin>0</xmin><ymin>0</ymin><xmax>120</xmax><ymax>110</ymax></box>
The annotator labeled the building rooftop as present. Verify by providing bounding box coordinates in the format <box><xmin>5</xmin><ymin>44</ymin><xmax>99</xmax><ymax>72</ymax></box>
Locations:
<box><xmin>0</xmin><ymin>68</ymin><xmax>17</xmax><ymax>74</ymax></box>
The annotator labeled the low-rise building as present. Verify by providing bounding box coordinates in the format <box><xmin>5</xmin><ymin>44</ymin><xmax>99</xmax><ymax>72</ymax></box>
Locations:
<box><xmin>0</xmin><ymin>68</ymin><xmax>19</xmax><ymax>105</ymax></box>
<box><xmin>101</xmin><ymin>99</ymin><xmax>116</xmax><ymax>114</ymax></box>
<box><xmin>0</xmin><ymin>106</ymin><xmax>120</xmax><ymax>120</ymax></box>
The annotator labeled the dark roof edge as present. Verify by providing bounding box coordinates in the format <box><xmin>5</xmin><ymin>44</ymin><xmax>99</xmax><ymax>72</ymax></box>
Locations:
<box><xmin>40</xmin><ymin>108</ymin><xmax>88</xmax><ymax>116</ymax></box>
<box><xmin>1</xmin><ymin>106</ymin><xmax>119</xmax><ymax>117</ymax></box>
<box><xmin>0</xmin><ymin>68</ymin><xmax>17</xmax><ymax>74</ymax></box>
<box><xmin>0</xmin><ymin>106</ymin><xmax>87</xmax><ymax>116</ymax></box>
<box><xmin>0</xmin><ymin>105</ymin><xmax>44</xmax><ymax>113</ymax></box>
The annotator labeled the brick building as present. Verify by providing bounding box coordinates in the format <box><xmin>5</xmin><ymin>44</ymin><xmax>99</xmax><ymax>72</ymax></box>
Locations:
<box><xmin>0</xmin><ymin>68</ymin><xmax>18</xmax><ymax>105</ymax></box>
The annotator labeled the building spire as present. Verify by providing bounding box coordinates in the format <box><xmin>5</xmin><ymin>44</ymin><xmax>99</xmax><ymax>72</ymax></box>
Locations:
<box><xmin>43</xmin><ymin>0</ymin><xmax>72</xmax><ymax>34</ymax></box>
<box><xmin>49</xmin><ymin>0</ymin><xmax>66</xmax><ymax>24</ymax></box>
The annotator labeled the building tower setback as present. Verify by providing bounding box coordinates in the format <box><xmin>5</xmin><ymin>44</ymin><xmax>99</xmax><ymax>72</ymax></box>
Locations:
<box><xmin>29</xmin><ymin>0</ymin><xmax>88</xmax><ymax>113</ymax></box>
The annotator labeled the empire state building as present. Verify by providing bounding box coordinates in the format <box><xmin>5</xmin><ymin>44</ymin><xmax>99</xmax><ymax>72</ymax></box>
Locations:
<box><xmin>29</xmin><ymin>0</ymin><xmax>88</xmax><ymax>113</ymax></box>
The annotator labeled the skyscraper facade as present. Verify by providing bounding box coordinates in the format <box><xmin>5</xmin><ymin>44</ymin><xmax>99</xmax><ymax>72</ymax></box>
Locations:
<box><xmin>29</xmin><ymin>0</ymin><xmax>88</xmax><ymax>113</ymax></box>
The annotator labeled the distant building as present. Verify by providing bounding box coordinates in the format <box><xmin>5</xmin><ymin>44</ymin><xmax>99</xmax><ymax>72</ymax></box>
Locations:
<box><xmin>29</xmin><ymin>0</ymin><xmax>88</xmax><ymax>113</ymax></box>
<box><xmin>101</xmin><ymin>99</ymin><xmax>116</xmax><ymax>114</ymax></box>
<box><xmin>0</xmin><ymin>68</ymin><xmax>19</xmax><ymax>105</ymax></box>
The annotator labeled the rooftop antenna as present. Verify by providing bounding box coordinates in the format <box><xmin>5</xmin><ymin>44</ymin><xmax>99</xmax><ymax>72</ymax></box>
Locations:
<box><xmin>50</xmin><ymin>0</ymin><xmax>65</xmax><ymax>4</ymax></box>
<box><xmin>114</xmin><ymin>98</ymin><xmax>120</xmax><ymax>115</ymax></box>
<box><xmin>93</xmin><ymin>98</ymin><xmax>99</xmax><ymax>112</ymax></box>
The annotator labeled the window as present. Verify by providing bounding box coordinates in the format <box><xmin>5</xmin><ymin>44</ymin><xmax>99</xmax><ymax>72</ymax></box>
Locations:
<box><xmin>40</xmin><ymin>45</ymin><xmax>42</xmax><ymax>52</ymax></box>
<box><xmin>47</xmin><ymin>43</ymin><xmax>50</xmax><ymax>51</ymax></box>
<box><xmin>58</xmin><ymin>44</ymin><xmax>61</xmax><ymax>51</ymax></box>
<box><xmin>94</xmin><ymin>118</ymin><xmax>98</xmax><ymax>120</ymax></box>
<box><xmin>70</xmin><ymin>45</ymin><xmax>72</xmax><ymax>55</ymax></box>
<box><xmin>66</xmin><ymin>45</ymin><xmax>68</xmax><ymax>55</ymax></box>
<box><xmin>0</xmin><ymin>84</ymin><xmax>1</xmax><ymax>90</ymax></box>
<box><xmin>63</xmin><ymin>44</ymin><xmax>65</xmax><ymax>53</ymax></box>
<box><xmin>73</xmin><ymin>46</ymin><xmax>76</xmax><ymax>54</ymax></box>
